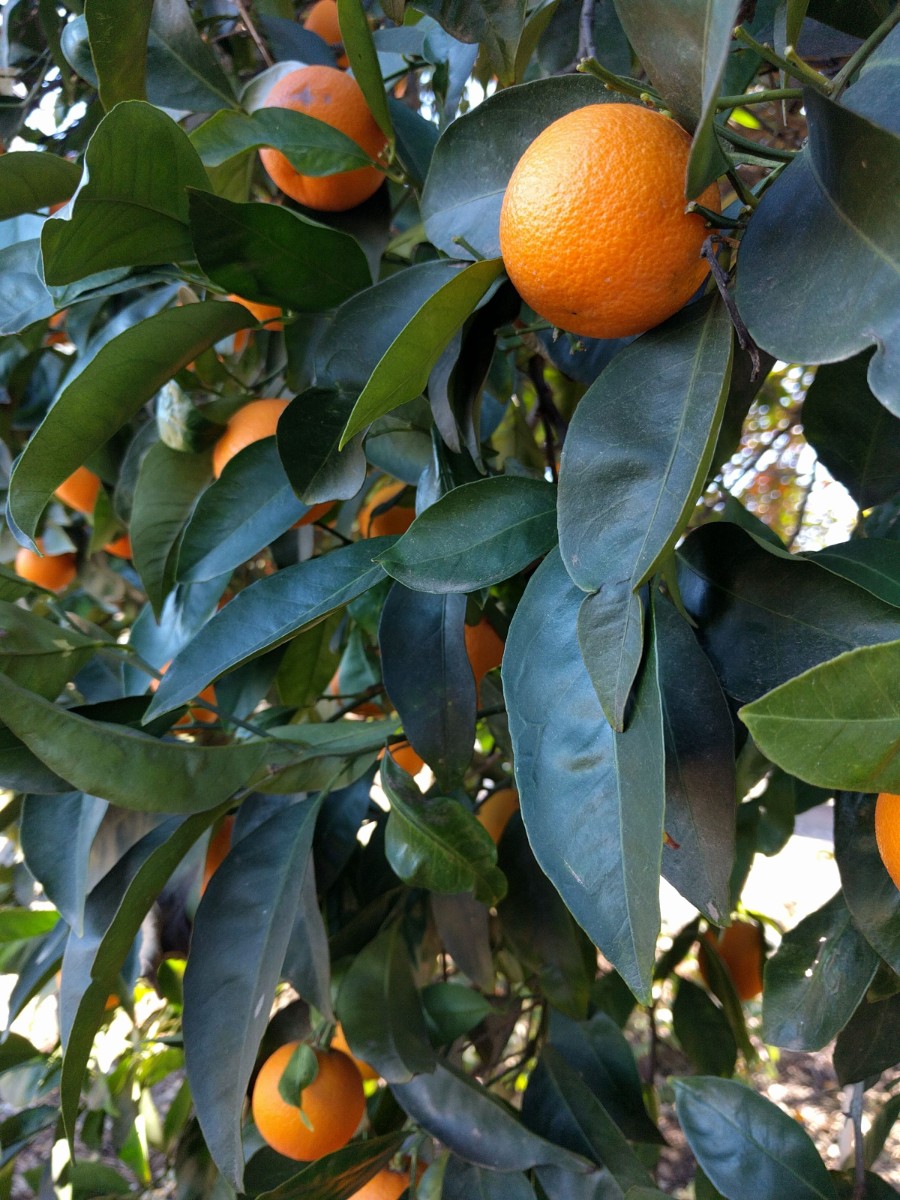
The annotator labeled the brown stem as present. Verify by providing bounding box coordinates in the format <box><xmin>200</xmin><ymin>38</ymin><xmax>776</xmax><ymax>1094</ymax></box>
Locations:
<box><xmin>701</xmin><ymin>236</ymin><xmax>761</xmax><ymax>380</ymax></box>
<box><xmin>234</xmin><ymin>0</ymin><xmax>274</xmax><ymax>67</ymax></box>
<box><xmin>325</xmin><ymin>683</ymin><xmax>386</xmax><ymax>721</ymax></box>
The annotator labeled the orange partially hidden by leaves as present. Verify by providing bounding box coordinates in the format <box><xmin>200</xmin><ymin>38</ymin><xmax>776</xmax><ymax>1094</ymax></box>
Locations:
<box><xmin>499</xmin><ymin>104</ymin><xmax>721</xmax><ymax>340</ymax></box>
<box><xmin>349</xmin><ymin>1167</ymin><xmax>419</xmax><ymax>1200</ymax></box>
<box><xmin>477</xmin><ymin>788</ymin><xmax>519</xmax><ymax>844</ymax></box>
<box><xmin>699</xmin><ymin>920</ymin><xmax>765</xmax><ymax>1002</ymax></box>
<box><xmin>331</xmin><ymin>1023</ymin><xmax>379</xmax><ymax>1082</ymax></box>
<box><xmin>465</xmin><ymin>616</ymin><xmax>504</xmax><ymax>696</ymax></box>
<box><xmin>875</xmin><ymin>792</ymin><xmax>900</xmax><ymax>890</ymax></box>
<box><xmin>211</xmin><ymin>398</ymin><xmax>291</xmax><ymax>479</ymax></box>
<box><xmin>14</xmin><ymin>542</ymin><xmax>77</xmax><ymax>592</ymax></box>
<box><xmin>296</xmin><ymin>500</ymin><xmax>336</xmax><ymax>528</ymax></box>
<box><xmin>381</xmin><ymin>740</ymin><xmax>424</xmax><ymax>777</ymax></box>
<box><xmin>303</xmin><ymin>0</ymin><xmax>349</xmax><ymax>68</ymax></box>
<box><xmin>201</xmin><ymin>815</ymin><xmax>235</xmax><ymax>895</ymax></box>
<box><xmin>55</xmin><ymin>466</ymin><xmax>101</xmax><ymax>514</ymax></box>
<box><xmin>251</xmin><ymin>1043</ymin><xmax>365</xmax><ymax>1161</ymax></box>
<box><xmin>104</xmin><ymin>534</ymin><xmax>132</xmax><ymax>559</ymax></box>
<box><xmin>358</xmin><ymin>481</ymin><xmax>415</xmax><ymax>538</ymax></box>
<box><xmin>150</xmin><ymin>662</ymin><xmax>218</xmax><ymax>728</ymax></box>
<box><xmin>259</xmin><ymin>66</ymin><xmax>387</xmax><ymax>212</ymax></box>
<box><xmin>228</xmin><ymin>294</ymin><xmax>283</xmax><ymax>353</ymax></box>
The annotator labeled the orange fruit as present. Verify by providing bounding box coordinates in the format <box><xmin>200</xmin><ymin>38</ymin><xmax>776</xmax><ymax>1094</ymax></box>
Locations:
<box><xmin>303</xmin><ymin>0</ymin><xmax>349</xmax><ymax>68</ymax></box>
<box><xmin>226</xmin><ymin>294</ymin><xmax>284</xmax><ymax>329</ymax></box>
<box><xmin>379</xmin><ymin>741</ymin><xmax>425</xmax><ymax>777</ymax></box>
<box><xmin>211</xmin><ymin>398</ymin><xmax>290</xmax><ymax>479</ymax></box>
<box><xmin>55</xmin><ymin>466</ymin><xmax>101</xmax><ymax>515</ymax></box>
<box><xmin>875</xmin><ymin>792</ymin><xmax>900</xmax><ymax>890</ymax></box>
<box><xmin>14</xmin><ymin>542</ymin><xmax>77</xmax><ymax>592</ymax></box>
<box><xmin>699</xmin><ymin>920</ymin><xmax>765</xmax><ymax>1002</ymax></box>
<box><xmin>331</xmin><ymin>1023</ymin><xmax>379</xmax><ymax>1082</ymax></box>
<box><xmin>349</xmin><ymin>1167</ymin><xmax>416</xmax><ymax>1200</ymax></box>
<box><xmin>201</xmin><ymin>815</ymin><xmax>235</xmax><ymax>895</ymax></box>
<box><xmin>259</xmin><ymin>66</ymin><xmax>387</xmax><ymax>212</ymax></box>
<box><xmin>358</xmin><ymin>481</ymin><xmax>415</xmax><ymax>538</ymax></box>
<box><xmin>104</xmin><ymin>534</ymin><xmax>132</xmax><ymax>559</ymax></box>
<box><xmin>499</xmin><ymin>104</ymin><xmax>721</xmax><ymax>339</ymax></box>
<box><xmin>477</xmin><ymin>788</ymin><xmax>519</xmax><ymax>844</ymax></box>
<box><xmin>465</xmin><ymin>617</ymin><xmax>504</xmax><ymax>697</ymax></box>
<box><xmin>251</xmin><ymin>1043</ymin><xmax>365</xmax><ymax>1161</ymax></box>
<box><xmin>150</xmin><ymin>661</ymin><xmax>218</xmax><ymax>728</ymax></box>
<box><xmin>297</xmin><ymin>500</ymin><xmax>336</xmax><ymax>527</ymax></box>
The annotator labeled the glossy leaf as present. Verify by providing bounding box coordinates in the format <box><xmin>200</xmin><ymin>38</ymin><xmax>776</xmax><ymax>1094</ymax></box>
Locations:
<box><xmin>809</xmin><ymin>540</ymin><xmax>900</xmax><ymax>610</ymax></box>
<box><xmin>84</xmin><ymin>0</ymin><xmax>152</xmax><ymax>108</ymax></box>
<box><xmin>0</xmin><ymin>240</ymin><xmax>54</xmax><ymax>335</ymax></box>
<box><xmin>0</xmin><ymin>675</ymin><xmax>265</xmax><ymax>812</ymax></box>
<box><xmin>504</xmin><ymin>550</ymin><xmax>664</xmax><ymax>1002</ymax></box>
<box><xmin>7</xmin><ymin>301</ymin><xmax>249</xmax><ymax>546</ymax></box>
<box><xmin>740</xmin><ymin>640</ymin><xmax>900</xmax><ymax>793</ymax></box>
<box><xmin>834</xmin><ymin>792</ymin><xmax>900</xmax><ymax>975</ymax></box>
<box><xmin>377</xmin><ymin>476</ymin><xmax>557</xmax><ymax>593</ymax></box>
<box><xmin>188</xmin><ymin>191</ymin><xmax>371</xmax><ymax>312</ymax></box>
<box><xmin>0</xmin><ymin>151</ymin><xmax>81</xmax><ymax>220</ymax></box>
<box><xmin>762</xmin><ymin>891</ymin><xmax>879</xmax><ymax>1052</ymax></box>
<box><xmin>20</xmin><ymin>793</ymin><xmax>108</xmax><ymax>936</ymax></box>
<box><xmin>674</xmin><ymin>1077</ymin><xmax>837</xmax><ymax>1200</ymax></box>
<box><xmin>184</xmin><ymin>797</ymin><xmax>321</xmax><ymax>1190</ymax></box>
<box><xmin>146</xmin><ymin>540</ymin><xmax>390</xmax><ymax>718</ymax></box>
<box><xmin>282</xmin><ymin>861</ymin><xmax>332</xmax><ymax>1021</ymax></box>
<box><xmin>339</xmin><ymin>258</ymin><xmax>504</xmax><ymax>446</ymax></box>
<box><xmin>833</xmin><ymin>991</ymin><xmax>900</xmax><ymax>1086</ymax></box>
<box><xmin>414</xmin><ymin>0</ymin><xmax>526</xmax><ymax>84</ymax></box>
<box><xmin>0</xmin><ymin>724</ymin><xmax>72</xmax><ymax>795</ymax></box>
<box><xmin>442</xmin><ymin>1161</ymin><xmax>537</xmax><ymax>1200</ymax></box>
<box><xmin>41</xmin><ymin>101</ymin><xmax>210</xmax><ymax>285</ymax></box>
<box><xmin>0</xmin><ymin>602</ymin><xmax>99</xmax><ymax>699</ymax></box>
<box><xmin>382</xmin><ymin>752</ymin><xmax>506</xmax><ymax>905</ymax></box>
<box><xmin>277</xmin><ymin>388</ymin><xmax>367</xmax><ymax>505</ymax></box>
<box><xmin>337</xmin><ymin>0</ymin><xmax>394</xmax><ymax>141</ymax></box>
<box><xmin>672</xmin><ymin>979</ymin><xmax>737</xmax><ymax>1077</ymax></box>
<box><xmin>336</xmin><ymin>921</ymin><xmax>436</xmax><ymax>1084</ymax></box>
<box><xmin>421</xmin><ymin>982</ymin><xmax>492</xmax><ymax>1043</ymax></box>
<box><xmin>576</xmin><ymin>583</ymin><xmax>644</xmax><ymax>734</ymax></box>
<box><xmin>189</xmin><ymin>107</ymin><xmax>374</xmax><ymax>173</ymax></box>
<box><xmin>559</xmin><ymin>297</ymin><xmax>733</xmax><ymax>592</ymax></box>
<box><xmin>254</xmin><ymin>1134</ymin><xmax>406</xmax><ymax>1200</ymax></box>
<box><xmin>146</xmin><ymin>0</ymin><xmax>237</xmax><ymax>113</ymax></box>
<box><xmin>735</xmin><ymin>35</ymin><xmax>900</xmax><ymax>414</ymax></box>
<box><xmin>431</xmin><ymin>892</ymin><xmax>494</xmax><ymax>992</ymax></box>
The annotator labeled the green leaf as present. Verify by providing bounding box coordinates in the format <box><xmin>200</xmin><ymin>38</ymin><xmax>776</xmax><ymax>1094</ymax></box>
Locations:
<box><xmin>336</xmin><ymin>922</ymin><xmax>436</xmax><ymax>1083</ymax></box>
<box><xmin>254</xmin><ymin>1133</ymin><xmax>406</xmax><ymax>1200</ymax></box>
<box><xmin>131</xmin><ymin>442</ymin><xmax>212</xmax><ymax>617</ymax></box>
<box><xmin>376</xmin><ymin>476</ymin><xmax>557</xmax><ymax>593</ymax></box>
<box><xmin>559</xmin><ymin>296</ymin><xmax>733</xmax><ymax>592</ymax></box>
<box><xmin>577</xmin><ymin>583</ymin><xmax>644</xmax><ymax>734</ymax></box>
<box><xmin>834</xmin><ymin>792</ymin><xmax>900</xmax><ymax>976</ymax></box>
<box><xmin>762</xmin><ymin>891</ymin><xmax>879</xmax><ymax>1052</ymax></box>
<box><xmin>735</xmin><ymin>34</ymin><xmax>900</xmax><ymax>415</ymax></box>
<box><xmin>339</xmin><ymin>259</ymin><xmax>503</xmax><ymax>447</ymax></box>
<box><xmin>277</xmin><ymin>387</ymin><xmax>367</xmax><ymax>506</ymax></box>
<box><xmin>146</xmin><ymin>0</ymin><xmax>237</xmax><ymax>113</ymax></box>
<box><xmin>808</xmin><ymin>540</ymin><xmax>900</xmax><ymax>610</ymax></box>
<box><xmin>833</xmin><ymin>991</ymin><xmax>900</xmax><ymax>1086</ymax></box>
<box><xmin>184</xmin><ymin>797</ymin><xmax>322</xmax><ymax>1190</ymax></box>
<box><xmin>0</xmin><ymin>602</ymin><xmax>99</xmax><ymax>699</ymax></box>
<box><xmin>0</xmin><ymin>239</ymin><xmax>55</xmax><ymax>335</ymax></box>
<box><xmin>421</xmin><ymin>73</ymin><xmax>609</xmax><ymax>259</ymax></box>
<box><xmin>0</xmin><ymin>724</ymin><xmax>71</xmax><ymax>795</ymax></box>
<box><xmin>20</xmin><ymin>793</ymin><xmax>108</xmax><ymax>935</ymax></box>
<box><xmin>421</xmin><ymin>982</ymin><xmax>491</xmax><ymax>1043</ymax></box>
<box><xmin>382</xmin><ymin>751</ymin><xmax>506</xmax><ymax>906</ymax></box>
<box><xmin>41</xmin><ymin>101</ymin><xmax>210</xmax><ymax>285</ymax></box>
<box><xmin>7</xmin><ymin>301</ymin><xmax>249</xmax><ymax>546</ymax></box>
<box><xmin>282</xmin><ymin>861</ymin><xmax>332</xmax><ymax>1021</ymax></box>
<box><xmin>740</xmin><ymin>640</ymin><xmax>900</xmax><ymax>794</ymax></box>
<box><xmin>59</xmin><ymin>809</ymin><xmax>221</xmax><ymax>1143</ymax></box>
<box><xmin>413</xmin><ymin>0</ymin><xmax>527</xmax><ymax>86</ymax></box>
<box><xmin>189</xmin><ymin>107</ymin><xmax>375</xmax><ymax>173</ymax></box>
<box><xmin>672</xmin><ymin>979</ymin><xmax>737</xmax><ymax>1077</ymax></box>
<box><xmin>188</xmin><ymin>190</ymin><xmax>371</xmax><ymax>312</ymax></box>
<box><xmin>84</xmin><ymin>0</ymin><xmax>152</xmax><ymax>108</ymax></box>
<box><xmin>0</xmin><ymin>152</ymin><xmax>81</xmax><ymax>220</ymax></box>
<box><xmin>0</xmin><ymin>1106</ymin><xmax>58</xmax><ymax>1169</ymax></box>
<box><xmin>337</xmin><ymin>0</ymin><xmax>394</xmax><ymax>141</ymax></box>
<box><xmin>802</xmin><ymin>349</ymin><xmax>900</xmax><ymax>509</ymax></box>
<box><xmin>0</xmin><ymin>909</ymin><xmax>59</xmax><ymax>942</ymax></box>
<box><xmin>504</xmin><ymin>550</ymin><xmax>664</xmax><ymax>1003</ymax></box>
<box><xmin>0</xmin><ymin>1033</ymin><xmax>45</xmax><ymax>1075</ymax></box>
<box><xmin>674</xmin><ymin>1077</ymin><xmax>837</xmax><ymax>1200</ymax></box>
<box><xmin>0</xmin><ymin>675</ymin><xmax>266</xmax><ymax>813</ymax></box>
<box><xmin>146</xmin><ymin>540</ymin><xmax>390</xmax><ymax>718</ymax></box>
<box><xmin>864</xmin><ymin>1090</ymin><xmax>900</xmax><ymax>1168</ymax></box>
<box><xmin>443</xmin><ymin>1162</ymin><xmax>537</xmax><ymax>1199</ymax></box>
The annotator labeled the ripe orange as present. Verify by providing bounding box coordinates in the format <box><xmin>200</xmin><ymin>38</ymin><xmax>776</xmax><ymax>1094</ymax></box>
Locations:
<box><xmin>251</xmin><ymin>1043</ymin><xmax>365</xmax><ymax>1161</ymax></box>
<box><xmin>875</xmin><ymin>792</ymin><xmax>900</xmax><ymax>890</ymax></box>
<box><xmin>499</xmin><ymin>104</ymin><xmax>721</xmax><ymax>339</ymax></box>
<box><xmin>379</xmin><ymin>741</ymin><xmax>424</xmax><ymax>777</ymax></box>
<box><xmin>465</xmin><ymin>616</ymin><xmax>504</xmax><ymax>698</ymax></box>
<box><xmin>14</xmin><ymin>542</ymin><xmax>77</xmax><ymax>592</ymax></box>
<box><xmin>349</xmin><ymin>1167</ymin><xmax>416</xmax><ymax>1200</ymax></box>
<box><xmin>303</xmin><ymin>0</ymin><xmax>349</xmax><ymax>68</ymax></box>
<box><xmin>55</xmin><ymin>466</ymin><xmax>101</xmax><ymax>514</ymax></box>
<box><xmin>297</xmin><ymin>500</ymin><xmax>336</xmax><ymax>528</ymax></box>
<box><xmin>150</xmin><ymin>661</ymin><xmax>218</xmax><ymax>728</ymax></box>
<box><xmin>477</xmin><ymin>788</ymin><xmax>519</xmax><ymax>844</ymax></box>
<box><xmin>228</xmin><ymin>294</ymin><xmax>284</xmax><ymax>353</ymax></box>
<box><xmin>699</xmin><ymin>920</ymin><xmax>765</xmax><ymax>1002</ymax></box>
<box><xmin>332</xmin><ymin>1023</ymin><xmax>379</xmax><ymax>1082</ymax></box>
<box><xmin>211</xmin><ymin>398</ymin><xmax>290</xmax><ymax>479</ymax></box>
<box><xmin>358</xmin><ymin>481</ymin><xmax>415</xmax><ymax>538</ymax></box>
<box><xmin>201</xmin><ymin>815</ymin><xmax>235</xmax><ymax>895</ymax></box>
<box><xmin>104</xmin><ymin>534</ymin><xmax>132</xmax><ymax>559</ymax></box>
<box><xmin>259</xmin><ymin>66</ymin><xmax>387</xmax><ymax>212</ymax></box>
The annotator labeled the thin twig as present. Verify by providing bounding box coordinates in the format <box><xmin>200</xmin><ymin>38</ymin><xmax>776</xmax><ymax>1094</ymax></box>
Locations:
<box><xmin>701</xmin><ymin>236</ymin><xmax>761</xmax><ymax>379</ymax></box>
<box><xmin>577</xmin><ymin>0</ymin><xmax>597</xmax><ymax>61</ymax></box>
<box><xmin>527</xmin><ymin>355</ymin><xmax>566</xmax><ymax>482</ymax></box>
<box><xmin>313</xmin><ymin>520</ymin><xmax>353</xmax><ymax>546</ymax></box>
<box><xmin>325</xmin><ymin>683</ymin><xmax>386</xmax><ymax>722</ymax></box>
<box><xmin>234</xmin><ymin>0</ymin><xmax>274</xmax><ymax>67</ymax></box>
<box><xmin>850</xmin><ymin>1081</ymin><xmax>866</xmax><ymax>1200</ymax></box>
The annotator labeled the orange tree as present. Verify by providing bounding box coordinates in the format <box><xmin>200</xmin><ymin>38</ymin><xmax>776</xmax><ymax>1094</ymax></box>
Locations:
<box><xmin>0</xmin><ymin>1</ymin><xmax>898</xmax><ymax>1198</ymax></box>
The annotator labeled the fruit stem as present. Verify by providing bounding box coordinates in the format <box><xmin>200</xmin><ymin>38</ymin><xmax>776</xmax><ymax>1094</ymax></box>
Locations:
<box><xmin>725</xmin><ymin>167</ymin><xmax>758</xmax><ymax>210</ymax></box>
<box><xmin>783</xmin><ymin>46</ymin><xmax>833</xmax><ymax>92</ymax></box>
<box><xmin>831</xmin><ymin>6</ymin><xmax>900</xmax><ymax>97</ymax></box>
<box><xmin>451</xmin><ymin>235</ymin><xmax>486</xmax><ymax>261</ymax></box>
<box><xmin>717</xmin><ymin>126</ymin><xmax>796</xmax><ymax>162</ymax></box>
<box><xmin>685</xmin><ymin>200</ymin><xmax>746</xmax><ymax>230</ymax></box>
<box><xmin>715</xmin><ymin>87</ymin><xmax>802</xmax><ymax>109</ymax></box>
<box><xmin>700</xmin><ymin>236</ymin><xmax>762</xmax><ymax>381</ymax></box>
<box><xmin>732</xmin><ymin>26</ymin><xmax>831</xmax><ymax>93</ymax></box>
<box><xmin>576</xmin><ymin>57</ymin><xmax>659</xmax><ymax>105</ymax></box>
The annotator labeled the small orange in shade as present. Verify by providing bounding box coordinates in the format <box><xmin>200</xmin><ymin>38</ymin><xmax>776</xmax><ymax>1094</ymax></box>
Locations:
<box><xmin>297</xmin><ymin>500</ymin><xmax>336</xmax><ymax>527</ymax></box>
<box><xmin>349</xmin><ymin>1167</ymin><xmax>418</xmax><ymax>1200</ymax></box>
<box><xmin>380</xmin><ymin>740</ymin><xmax>424</xmax><ymax>777</ymax></box>
<box><xmin>211</xmin><ymin>398</ymin><xmax>291</xmax><ymax>479</ymax></box>
<box><xmin>699</xmin><ymin>920</ymin><xmax>765</xmax><ymax>1002</ymax></box>
<box><xmin>465</xmin><ymin>617</ymin><xmax>504</xmax><ymax>697</ymax></box>
<box><xmin>303</xmin><ymin>0</ymin><xmax>349</xmax><ymax>67</ymax></box>
<box><xmin>55</xmin><ymin>466</ymin><xmax>101</xmax><ymax>514</ymax></box>
<box><xmin>332</xmin><ymin>1023</ymin><xmax>379</xmax><ymax>1082</ymax></box>
<box><xmin>228</xmin><ymin>294</ymin><xmax>284</xmax><ymax>353</ymax></box>
<box><xmin>259</xmin><ymin>66</ymin><xmax>387</xmax><ymax>212</ymax></box>
<box><xmin>251</xmin><ymin>1043</ymin><xmax>365</xmax><ymax>1161</ymax></box>
<box><xmin>150</xmin><ymin>662</ymin><xmax>218</xmax><ymax>728</ymax></box>
<box><xmin>103</xmin><ymin>534</ymin><xmax>132</xmax><ymax>559</ymax></box>
<box><xmin>14</xmin><ymin>542</ymin><xmax>77</xmax><ymax>592</ymax></box>
<box><xmin>875</xmin><ymin>792</ymin><xmax>900</xmax><ymax>891</ymax></box>
<box><xmin>358</xmin><ymin>481</ymin><xmax>415</xmax><ymax>538</ymax></box>
<box><xmin>477</xmin><ymin>788</ymin><xmax>519</xmax><ymax>844</ymax></box>
<box><xmin>201</xmin><ymin>815</ymin><xmax>235</xmax><ymax>895</ymax></box>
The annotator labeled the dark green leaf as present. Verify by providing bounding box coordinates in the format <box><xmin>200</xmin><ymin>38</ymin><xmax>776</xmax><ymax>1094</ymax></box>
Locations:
<box><xmin>189</xmin><ymin>107</ymin><xmax>374</xmax><ymax>173</ymax></box>
<box><xmin>559</xmin><ymin>297</ymin><xmax>733</xmax><ymax>592</ymax></box>
<box><xmin>147</xmin><ymin>0</ymin><xmax>237</xmax><ymax>113</ymax></box>
<box><xmin>184</xmin><ymin>798</ymin><xmax>322</xmax><ymax>1190</ymax></box>
<box><xmin>0</xmin><ymin>1033</ymin><xmax>45</xmax><ymax>1075</ymax></box>
<box><xmin>740</xmin><ymin>640</ymin><xmax>900</xmax><ymax>793</ymax></box>
<box><xmin>188</xmin><ymin>190</ymin><xmax>371</xmax><ymax>312</ymax></box>
<box><xmin>421</xmin><ymin>982</ymin><xmax>491</xmax><ymax>1043</ymax></box>
<box><xmin>0</xmin><ymin>1106</ymin><xmax>58</xmax><ymax>1168</ymax></box>
<box><xmin>146</xmin><ymin>540</ymin><xmax>390</xmax><ymax>718</ymax></box>
<box><xmin>382</xmin><ymin>752</ymin><xmax>506</xmax><ymax>906</ymax></box>
<box><xmin>336</xmin><ymin>922</ymin><xmax>436</xmax><ymax>1083</ymax></box>
<box><xmin>834</xmin><ymin>792</ymin><xmax>900</xmax><ymax>975</ymax></box>
<box><xmin>674</xmin><ymin>1077</ymin><xmax>836</xmax><ymax>1200</ymax></box>
<box><xmin>20</xmin><ymin>793</ymin><xmax>108</xmax><ymax>935</ymax></box>
<box><xmin>0</xmin><ymin>910</ymin><xmax>59</xmax><ymax>941</ymax></box>
<box><xmin>833</xmin><ymin>991</ymin><xmax>900</xmax><ymax>1086</ymax></box>
<box><xmin>504</xmin><ymin>550</ymin><xmax>664</xmax><ymax>1002</ymax></box>
<box><xmin>377</xmin><ymin>476</ymin><xmax>557</xmax><ymax>593</ymax></box>
<box><xmin>0</xmin><ymin>152</ymin><xmax>81</xmax><ymax>220</ymax></box>
<box><xmin>863</xmin><ymin>1090</ymin><xmax>900</xmax><ymax>1168</ymax></box>
<box><xmin>414</xmin><ymin>0</ymin><xmax>527</xmax><ymax>85</ymax></box>
<box><xmin>254</xmin><ymin>1133</ymin><xmax>405</xmax><ymax>1200</ymax></box>
<box><xmin>830</xmin><ymin>1170</ymin><xmax>900</xmax><ymax>1200</ymax></box>
<box><xmin>0</xmin><ymin>675</ymin><xmax>265</xmax><ymax>812</ymax></box>
<box><xmin>443</xmin><ymin>1161</ymin><xmax>537</xmax><ymax>1199</ymax></box>
<box><xmin>282</xmin><ymin>861</ymin><xmax>332</xmax><ymax>1021</ymax></box>
<box><xmin>41</xmin><ymin>101</ymin><xmax>210</xmax><ymax>285</ymax></box>
<box><xmin>808</xmin><ymin>541</ymin><xmax>900</xmax><ymax>610</ymax></box>
<box><xmin>431</xmin><ymin>892</ymin><xmax>494</xmax><ymax>992</ymax></box>
<box><xmin>84</xmin><ymin>0</ymin><xmax>152</xmax><ymax>108</ymax></box>
<box><xmin>7</xmin><ymin>301</ymin><xmax>249</xmax><ymax>545</ymax></box>
<box><xmin>337</xmin><ymin>0</ymin><xmax>394</xmax><ymax>141</ymax></box>
<box><xmin>277</xmin><ymin>387</ymin><xmax>367</xmax><ymax>506</ymax></box>
<box><xmin>0</xmin><ymin>602</ymin><xmax>99</xmax><ymax>699</ymax></box>
<box><xmin>0</xmin><ymin>239</ymin><xmax>55</xmax><ymax>335</ymax></box>
<box><xmin>577</xmin><ymin>582</ymin><xmax>644</xmax><ymax>734</ymax></box>
<box><xmin>672</xmin><ymin>979</ymin><xmax>737</xmax><ymax>1077</ymax></box>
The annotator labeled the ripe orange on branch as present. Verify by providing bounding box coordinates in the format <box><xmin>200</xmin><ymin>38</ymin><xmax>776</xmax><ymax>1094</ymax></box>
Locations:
<box><xmin>55</xmin><ymin>466</ymin><xmax>101</xmax><ymax>514</ymax></box>
<box><xmin>499</xmin><ymin>103</ymin><xmax>720</xmax><ymax>340</ymax></box>
<box><xmin>211</xmin><ymin>398</ymin><xmax>290</xmax><ymax>479</ymax></box>
<box><xmin>875</xmin><ymin>792</ymin><xmax>900</xmax><ymax>890</ymax></box>
<box><xmin>699</xmin><ymin>919</ymin><xmax>765</xmax><ymax>1001</ymax></box>
<box><xmin>259</xmin><ymin>66</ymin><xmax>387</xmax><ymax>212</ymax></box>
<box><xmin>14</xmin><ymin>542</ymin><xmax>77</xmax><ymax>592</ymax></box>
<box><xmin>477</xmin><ymin>788</ymin><xmax>519</xmax><ymax>844</ymax></box>
<box><xmin>349</xmin><ymin>1167</ymin><xmax>419</xmax><ymax>1199</ymax></box>
<box><xmin>303</xmin><ymin>0</ymin><xmax>349</xmax><ymax>68</ymax></box>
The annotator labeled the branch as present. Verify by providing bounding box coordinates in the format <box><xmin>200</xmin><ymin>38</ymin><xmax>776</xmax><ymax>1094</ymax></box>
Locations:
<box><xmin>577</xmin><ymin>0</ymin><xmax>597</xmax><ymax>62</ymax></box>
<box><xmin>701</xmin><ymin>236</ymin><xmax>761</xmax><ymax>380</ymax></box>
<box><xmin>234</xmin><ymin>0</ymin><xmax>274</xmax><ymax>67</ymax></box>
